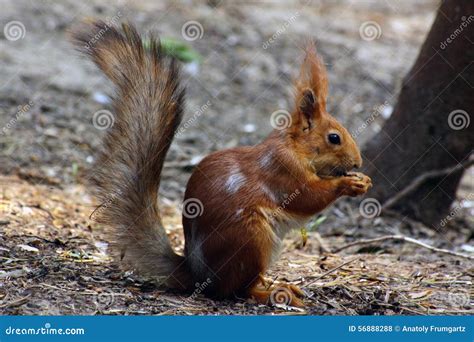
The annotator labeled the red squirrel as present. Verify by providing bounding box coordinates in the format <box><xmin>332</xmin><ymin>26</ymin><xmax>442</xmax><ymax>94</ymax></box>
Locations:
<box><xmin>72</xmin><ymin>21</ymin><xmax>372</xmax><ymax>307</ymax></box>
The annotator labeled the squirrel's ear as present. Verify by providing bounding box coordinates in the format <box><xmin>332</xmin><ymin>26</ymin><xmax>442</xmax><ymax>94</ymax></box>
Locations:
<box><xmin>293</xmin><ymin>42</ymin><xmax>328</xmax><ymax>131</ymax></box>
<box><xmin>298</xmin><ymin>88</ymin><xmax>318</xmax><ymax>129</ymax></box>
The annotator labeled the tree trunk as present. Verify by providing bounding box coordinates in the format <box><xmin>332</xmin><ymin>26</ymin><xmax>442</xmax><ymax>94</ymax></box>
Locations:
<box><xmin>363</xmin><ymin>0</ymin><xmax>473</xmax><ymax>228</ymax></box>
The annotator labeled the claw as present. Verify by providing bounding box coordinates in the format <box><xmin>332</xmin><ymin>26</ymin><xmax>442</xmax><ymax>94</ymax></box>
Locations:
<box><xmin>251</xmin><ymin>277</ymin><xmax>306</xmax><ymax>307</ymax></box>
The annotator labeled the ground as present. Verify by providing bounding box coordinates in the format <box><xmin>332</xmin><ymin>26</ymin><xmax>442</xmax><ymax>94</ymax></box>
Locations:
<box><xmin>0</xmin><ymin>0</ymin><xmax>472</xmax><ymax>315</ymax></box>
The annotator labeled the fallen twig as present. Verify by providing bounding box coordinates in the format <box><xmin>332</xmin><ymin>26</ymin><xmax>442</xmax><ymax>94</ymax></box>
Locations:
<box><xmin>0</xmin><ymin>294</ymin><xmax>31</xmax><ymax>309</ymax></box>
<box><xmin>305</xmin><ymin>257</ymin><xmax>360</xmax><ymax>286</ymax></box>
<box><xmin>332</xmin><ymin>234</ymin><xmax>474</xmax><ymax>260</ymax></box>
<box><xmin>382</xmin><ymin>156</ymin><xmax>474</xmax><ymax>210</ymax></box>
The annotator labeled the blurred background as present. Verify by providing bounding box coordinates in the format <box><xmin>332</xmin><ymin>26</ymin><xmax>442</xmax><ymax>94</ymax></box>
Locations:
<box><xmin>0</xmin><ymin>0</ymin><xmax>442</xmax><ymax>196</ymax></box>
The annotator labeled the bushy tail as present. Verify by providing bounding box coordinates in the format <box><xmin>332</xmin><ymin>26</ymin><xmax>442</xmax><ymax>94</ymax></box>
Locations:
<box><xmin>71</xmin><ymin>21</ymin><xmax>191</xmax><ymax>289</ymax></box>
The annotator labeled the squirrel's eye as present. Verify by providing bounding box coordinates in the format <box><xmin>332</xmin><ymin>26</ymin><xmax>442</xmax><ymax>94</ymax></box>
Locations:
<box><xmin>328</xmin><ymin>133</ymin><xmax>341</xmax><ymax>145</ymax></box>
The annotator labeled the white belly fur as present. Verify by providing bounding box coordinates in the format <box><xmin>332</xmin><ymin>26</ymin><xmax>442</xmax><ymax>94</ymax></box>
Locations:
<box><xmin>267</xmin><ymin>211</ymin><xmax>309</xmax><ymax>266</ymax></box>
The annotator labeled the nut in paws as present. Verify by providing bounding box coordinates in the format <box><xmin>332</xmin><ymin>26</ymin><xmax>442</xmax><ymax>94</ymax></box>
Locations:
<box><xmin>342</xmin><ymin>172</ymin><xmax>372</xmax><ymax>196</ymax></box>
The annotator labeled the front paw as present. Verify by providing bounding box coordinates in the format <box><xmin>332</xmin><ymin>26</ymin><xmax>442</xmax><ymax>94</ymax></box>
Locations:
<box><xmin>339</xmin><ymin>172</ymin><xmax>372</xmax><ymax>197</ymax></box>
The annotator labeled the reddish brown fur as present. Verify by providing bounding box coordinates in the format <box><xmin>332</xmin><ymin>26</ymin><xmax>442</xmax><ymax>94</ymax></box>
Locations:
<box><xmin>72</xmin><ymin>22</ymin><xmax>371</xmax><ymax>306</ymax></box>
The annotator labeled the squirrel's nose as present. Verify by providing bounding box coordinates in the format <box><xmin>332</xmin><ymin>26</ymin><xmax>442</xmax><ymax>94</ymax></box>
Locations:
<box><xmin>353</xmin><ymin>154</ymin><xmax>363</xmax><ymax>169</ymax></box>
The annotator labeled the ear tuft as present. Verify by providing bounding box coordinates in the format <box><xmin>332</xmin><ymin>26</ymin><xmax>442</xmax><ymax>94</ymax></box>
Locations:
<box><xmin>299</xmin><ymin>88</ymin><xmax>316</xmax><ymax>128</ymax></box>
<box><xmin>296</xmin><ymin>42</ymin><xmax>328</xmax><ymax>114</ymax></box>
<box><xmin>291</xmin><ymin>42</ymin><xmax>330</xmax><ymax>132</ymax></box>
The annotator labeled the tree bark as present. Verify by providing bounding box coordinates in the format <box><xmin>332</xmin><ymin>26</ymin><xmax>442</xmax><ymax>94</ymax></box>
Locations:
<box><xmin>363</xmin><ymin>0</ymin><xmax>473</xmax><ymax>228</ymax></box>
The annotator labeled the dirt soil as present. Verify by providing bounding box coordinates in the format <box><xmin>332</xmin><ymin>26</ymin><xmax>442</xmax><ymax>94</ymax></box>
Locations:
<box><xmin>0</xmin><ymin>0</ymin><xmax>472</xmax><ymax>315</ymax></box>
